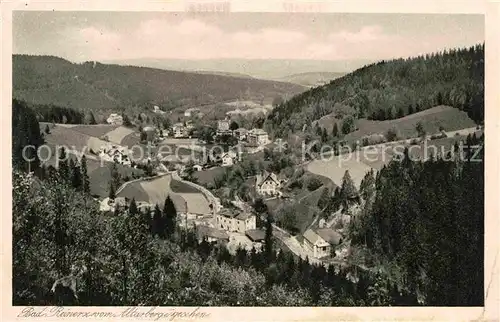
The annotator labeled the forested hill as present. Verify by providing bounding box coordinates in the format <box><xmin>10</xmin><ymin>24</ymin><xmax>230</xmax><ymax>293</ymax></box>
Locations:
<box><xmin>12</xmin><ymin>55</ymin><xmax>305</xmax><ymax>116</ymax></box>
<box><xmin>266</xmin><ymin>44</ymin><xmax>484</xmax><ymax>137</ymax></box>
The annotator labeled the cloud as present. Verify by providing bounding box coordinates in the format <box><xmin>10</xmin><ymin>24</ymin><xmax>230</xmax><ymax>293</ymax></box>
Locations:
<box><xmin>56</xmin><ymin>18</ymin><xmax>482</xmax><ymax>62</ymax></box>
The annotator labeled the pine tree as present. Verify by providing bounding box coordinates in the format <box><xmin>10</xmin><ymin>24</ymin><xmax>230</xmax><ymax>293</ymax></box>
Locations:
<box><xmin>81</xmin><ymin>155</ymin><xmax>90</xmax><ymax>194</ymax></box>
<box><xmin>152</xmin><ymin>204</ymin><xmax>162</xmax><ymax>237</ymax></box>
<box><xmin>109</xmin><ymin>181</ymin><xmax>116</xmax><ymax>200</ymax></box>
<box><xmin>264</xmin><ymin>214</ymin><xmax>274</xmax><ymax>264</ymax></box>
<box><xmin>332</xmin><ymin>122</ymin><xmax>339</xmax><ymax>137</ymax></box>
<box><xmin>58</xmin><ymin>147</ymin><xmax>70</xmax><ymax>183</ymax></box>
<box><xmin>317</xmin><ymin>186</ymin><xmax>331</xmax><ymax>210</ymax></box>
<box><xmin>397</xmin><ymin>107</ymin><xmax>405</xmax><ymax>118</ymax></box>
<box><xmin>163</xmin><ymin>197</ymin><xmax>177</xmax><ymax>238</ymax></box>
<box><xmin>71</xmin><ymin>161</ymin><xmax>82</xmax><ymax>190</ymax></box>
<box><xmin>340</xmin><ymin>170</ymin><xmax>358</xmax><ymax>201</ymax></box>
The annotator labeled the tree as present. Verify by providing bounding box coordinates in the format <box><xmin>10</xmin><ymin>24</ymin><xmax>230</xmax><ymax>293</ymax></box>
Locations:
<box><xmin>229</xmin><ymin>121</ymin><xmax>239</xmax><ymax>131</ymax></box>
<box><xmin>81</xmin><ymin>155</ymin><xmax>90</xmax><ymax>194</ymax></box>
<box><xmin>45</xmin><ymin>124</ymin><xmax>51</xmax><ymax>134</ymax></box>
<box><xmin>71</xmin><ymin>161</ymin><xmax>82</xmax><ymax>190</ymax></box>
<box><xmin>341</xmin><ymin>116</ymin><xmax>355</xmax><ymax>135</ymax></box>
<box><xmin>58</xmin><ymin>147</ymin><xmax>70</xmax><ymax>183</ymax></box>
<box><xmin>151</xmin><ymin>205</ymin><xmax>164</xmax><ymax>237</ymax></box>
<box><xmin>163</xmin><ymin>197</ymin><xmax>177</xmax><ymax>238</ymax></box>
<box><xmin>408</xmin><ymin>104</ymin><xmax>415</xmax><ymax>115</ymax></box>
<box><xmin>386</xmin><ymin>127</ymin><xmax>400</xmax><ymax>142</ymax></box>
<box><xmin>317</xmin><ymin>186</ymin><xmax>331</xmax><ymax>210</ymax></box>
<box><xmin>122</xmin><ymin>114</ymin><xmax>132</xmax><ymax>127</ymax></box>
<box><xmin>397</xmin><ymin>107</ymin><xmax>405</xmax><ymax>118</ymax></box>
<box><xmin>88</xmin><ymin>112</ymin><xmax>97</xmax><ymax>125</ymax></box>
<box><xmin>416</xmin><ymin>121</ymin><xmax>425</xmax><ymax>137</ymax></box>
<box><xmin>332</xmin><ymin>122</ymin><xmax>339</xmax><ymax>137</ymax></box>
<box><xmin>264</xmin><ymin>214</ymin><xmax>274</xmax><ymax>264</ymax></box>
<box><xmin>108</xmin><ymin>181</ymin><xmax>116</xmax><ymax>200</ymax></box>
<box><xmin>340</xmin><ymin>170</ymin><xmax>358</xmax><ymax>200</ymax></box>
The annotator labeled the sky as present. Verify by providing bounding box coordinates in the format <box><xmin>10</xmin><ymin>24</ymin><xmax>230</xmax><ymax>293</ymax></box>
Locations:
<box><xmin>13</xmin><ymin>12</ymin><xmax>484</xmax><ymax>63</ymax></box>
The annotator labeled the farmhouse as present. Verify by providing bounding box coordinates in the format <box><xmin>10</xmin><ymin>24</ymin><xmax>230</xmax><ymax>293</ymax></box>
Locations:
<box><xmin>247</xmin><ymin>128</ymin><xmax>269</xmax><ymax>147</ymax></box>
<box><xmin>302</xmin><ymin>228</ymin><xmax>342</xmax><ymax>259</ymax></box>
<box><xmin>196</xmin><ymin>225</ymin><xmax>230</xmax><ymax>243</ymax></box>
<box><xmin>106</xmin><ymin>113</ymin><xmax>123</xmax><ymax>125</ymax></box>
<box><xmin>99</xmin><ymin>144</ymin><xmax>131</xmax><ymax>166</ymax></box>
<box><xmin>234</xmin><ymin>128</ymin><xmax>248</xmax><ymax>141</ymax></box>
<box><xmin>255</xmin><ymin>171</ymin><xmax>285</xmax><ymax>196</ymax></box>
<box><xmin>216</xmin><ymin>208</ymin><xmax>256</xmax><ymax>234</ymax></box>
<box><xmin>173</xmin><ymin>123</ymin><xmax>188</xmax><ymax>138</ymax></box>
<box><xmin>217</xmin><ymin>118</ymin><xmax>232</xmax><ymax>136</ymax></box>
<box><xmin>221</xmin><ymin>150</ymin><xmax>238</xmax><ymax>167</ymax></box>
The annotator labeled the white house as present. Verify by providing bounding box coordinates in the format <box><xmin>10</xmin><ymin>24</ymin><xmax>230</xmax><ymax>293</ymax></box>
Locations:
<box><xmin>221</xmin><ymin>150</ymin><xmax>238</xmax><ymax>167</ymax></box>
<box><xmin>173</xmin><ymin>123</ymin><xmax>188</xmax><ymax>138</ymax></box>
<box><xmin>255</xmin><ymin>171</ymin><xmax>285</xmax><ymax>196</ymax></box>
<box><xmin>153</xmin><ymin>105</ymin><xmax>166</xmax><ymax>114</ymax></box>
<box><xmin>106</xmin><ymin>114</ymin><xmax>123</xmax><ymax>125</ymax></box>
<box><xmin>217</xmin><ymin>118</ymin><xmax>232</xmax><ymax>136</ymax></box>
<box><xmin>216</xmin><ymin>209</ymin><xmax>256</xmax><ymax>234</ymax></box>
<box><xmin>247</xmin><ymin>128</ymin><xmax>269</xmax><ymax>147</ymax></box>
<box><xmin>302</xmin><ymin>228</ymin><xmax>342</xmax><ymax>259</ymax></box>
<box><xmin>99</xmin><ymin>144</ymin><xmax>131</xmax><ymax>166</ymax></box>
<box><xmin>196</xmin><ymin>225</ymin><xmax>230</xmax><ymax>243</ymax></box>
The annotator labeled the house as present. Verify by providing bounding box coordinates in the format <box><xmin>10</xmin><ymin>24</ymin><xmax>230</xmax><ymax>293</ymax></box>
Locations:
<box><xmin>216</xmin><ymin>208</ymin><xmax>256</xmax><ymax>234</ymax></box>
<box><xmin>193</xmin><ymin>164</ymin><xmax>203</xmax><ymax>172</ymax></box>
<box><xmin>106</xmin><ymin>113</ymin><xmax>123</xmax><ymax>125</ymax></box>
<box><xmin>247</xmin><ymin>128</ymin><xmax>269</xmax><ymax>147</ymax></box>
<box><xmin>234</xmin><ymin>128</ymin><xmax>248</xmax><ymax>141</ymax></box>
<box><xmin>217</xmin><ymin>118</ymin><xmax>232</xmax><ymax>136</ymax></box>
<box><xmin>196</xmin><ymin>225</ymin><xmax>230</xmax><ymax>243</ymax></box>
<box><xmin>173</xmin><ymin>123</ymin><xmax>188</xmax><ymax>138</ymax></box>
<box><xmin>184</xmin><ymin>108</ymin><xmax>201</xmax><ymax>117</ymax></box>
<box><xmin>221</xmin><ymin>150</ymin><xmax>238</xmax><ymax>167</ymax></box>
<box><xmin>255</xmin><ymin>171</ymin><xmax>283</xmax><ymax>196</ymax></box>
<box><xmin>302</xmin><ymin>228</ymin><xmax>342</xmax><ymax>259</ymax></box>
<box><xmin>153</xmin><ymin>105</ymin><xmax>166</xmax><ymax>114</ymax></box>
<box><xmin>245</xmin><ymin>229</ymin><xmax>266</xmax><ymax>243</ymax></box>
<box><xmin>99</xmin><ymin>144</ymin><xmax>131</xmax><ymax>166</ymax></box>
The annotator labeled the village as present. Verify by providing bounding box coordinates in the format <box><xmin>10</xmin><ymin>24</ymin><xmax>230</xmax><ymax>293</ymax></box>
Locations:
<box><xmin>96</xmin><ymin>107</ymin><xmax>349</xmax><ymax>264</ymax></box>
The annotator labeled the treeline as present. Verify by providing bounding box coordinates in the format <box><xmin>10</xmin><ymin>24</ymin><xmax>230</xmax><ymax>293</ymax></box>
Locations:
<box><xmin>266</xmin><ymin>44</ymin><xmax>484</xmax><ymax>137</ymax></box>
<box><xmin>349</xmin><ymin>133</ymin><xmax>484</xmax><ymax>306</ymax></box>
<box><xmin>12</xmin><ymin>99</ymin><xmax>44</xmax><ymax>172</ymax></box>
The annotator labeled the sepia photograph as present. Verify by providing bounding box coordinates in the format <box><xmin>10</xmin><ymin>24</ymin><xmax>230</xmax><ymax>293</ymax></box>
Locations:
<box><xmin>10</xmin><ymin>8</ymin><xmax>488</xmax><ymax>310</ymax></box>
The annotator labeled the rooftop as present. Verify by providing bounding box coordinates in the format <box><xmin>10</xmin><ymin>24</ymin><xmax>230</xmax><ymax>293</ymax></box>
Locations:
<box><xmin>303</xmin><ymin>228</ymin><xmax>342</xmax><ymax>246</ymax></box>
<box><xmin>245</xmin><ymin>229</ymin><xmax>266</xmax><ymax>242</ymax></box>
<box><xmin>197</xmin><ymin>225</ymin><xmax>229</xmax><ymax>240</ymax></box>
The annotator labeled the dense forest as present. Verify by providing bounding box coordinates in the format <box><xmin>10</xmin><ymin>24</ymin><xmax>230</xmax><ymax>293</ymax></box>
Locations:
<box><xmin>266</xmin><ymin>44</ymin><xmax>484</xmax><ymax>138</ymax></box>
<box><xmin>347</xmin><ymin>134</ymin><xmax>484</xmax><ymax>305</ymax></box>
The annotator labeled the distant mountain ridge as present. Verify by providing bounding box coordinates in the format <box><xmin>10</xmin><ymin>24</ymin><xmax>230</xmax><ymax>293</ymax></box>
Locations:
<box><xmin>273</xmin><ymin>72</ymin><xmax>346</xmax><ymax>88</ymax></box>
<box><xmin>101</xmin><ymin>58</ymin><xmax>369</xmax><ymax>79</ymax></box>
<box><xmin>12</xmin><ymin>55</ymin><xmax>306</xmax><ymax>119</ymax></box>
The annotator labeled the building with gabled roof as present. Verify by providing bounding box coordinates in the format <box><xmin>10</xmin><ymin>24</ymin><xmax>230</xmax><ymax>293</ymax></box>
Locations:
<box><xmin>302</xmin><ymin>228</ymin><xmax>343</xmax><ymax>259</ymax></box>
<box><xmin>255</xmin><ymin>170</ymin><xmax>286</xmax><ymax>196</ymax></box>
<box><xmin>216</xmin><ymin>208</ymin><xmax>256</xmax><ymax>234</ymax></box>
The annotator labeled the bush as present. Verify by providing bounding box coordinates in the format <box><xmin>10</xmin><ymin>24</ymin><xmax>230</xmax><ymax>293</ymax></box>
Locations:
<box><xmin>306</xmin><ymin>177</ymin><xmax>323</xmax><ymax>191</ymax></box>
<box><xmin>386</xmin><ymin>127</ymin><xmax>400</xmax><ymax>142</ymax></box>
